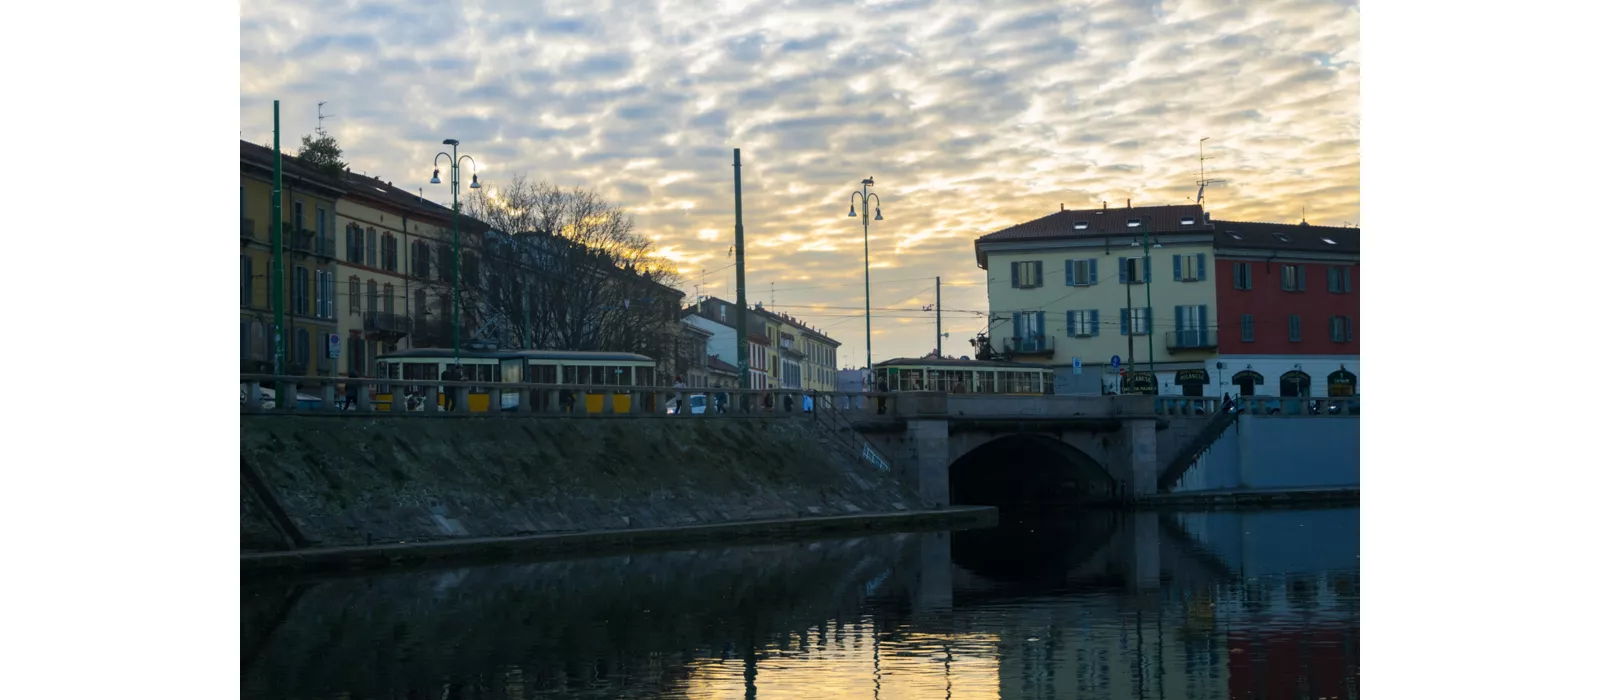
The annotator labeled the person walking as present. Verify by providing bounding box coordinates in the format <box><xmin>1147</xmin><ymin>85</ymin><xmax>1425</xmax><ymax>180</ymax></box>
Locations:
<box><xmin>441</xmin><ymin>365</ymin><xmax>461</xmax><ymax>411</ymax></box>
<box><xmin>342</xmin><ymin>369</ymin><xmax>359</xmax><ymax>410</ymax></box>
<box><xmin>672</xmin><ymin>376</ymin><xmax>688</xmax><ymax>415</ymax></box>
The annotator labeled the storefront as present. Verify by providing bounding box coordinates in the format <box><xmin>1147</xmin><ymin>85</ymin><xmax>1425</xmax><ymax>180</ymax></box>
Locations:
<box><xmin>1174</xmin><ymin>368</ymin><xmax>1211</xmax><ymax>397</ymax></box>
<box><xmin>1327</xmin><ymin>367</ymin><xmax>1358</xmax><ymax>397</ymax></box>
<box><xmin>1122</xmin><ymin>371</ymin><xmax>1157</xmax><ymax>395</ymax></box>
<box><xmin>1279</xmin><ymin>370</ymin><xmax>1311</xmax><ymax>398</ymax></box>
<box><xmin>1231</xmin><ymin>369</ymin><xmax>1264</xmax><ymax>397</ymax></box>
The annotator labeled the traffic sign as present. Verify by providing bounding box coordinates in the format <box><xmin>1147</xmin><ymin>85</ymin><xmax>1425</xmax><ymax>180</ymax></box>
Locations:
<box><xmin>1072</xmin><ymin>356</ymin><xmax>1082</xmax><ymax>375</ymax></box>
<box><xmin>1110</xmin><ymin>355</ymin><xmax>1121</xmax><ymax>369</ymax></box>
<box><xmin>327</xmin><ymin>333</ymin><xmax>341</xmax><ymax>359</ymax></box>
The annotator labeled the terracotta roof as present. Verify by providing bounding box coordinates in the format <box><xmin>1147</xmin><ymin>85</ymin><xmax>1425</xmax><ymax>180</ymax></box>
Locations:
<box><xmin>707</xmin><ymin>356</ymin><xmax>739</xmax><ymax>373</ymax></box>
<box><xmin>239</xmin><ymin>140</ymin><xmax>345</xmax><ymax>194</ymax></box>
<box><xmin>1211</xmin><ymin>220</ymin><xmax>1360</xmax><ymax>255</ymax></box>
<box><xmin>976</xmin><ymin>204</ymin><xmax>1210</xmax><ymax>244</ymax></box>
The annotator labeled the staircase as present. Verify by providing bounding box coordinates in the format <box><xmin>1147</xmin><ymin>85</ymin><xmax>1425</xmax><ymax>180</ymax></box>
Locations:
<box><xmin>1157</xmin><ymin>405</ymin><xmax>1239</xmax><ymax>492</ymax></box>
<box><xmin>814</xmin><ymin>396</ymin><xmax>891</xmax><ymax>473</ymax></box>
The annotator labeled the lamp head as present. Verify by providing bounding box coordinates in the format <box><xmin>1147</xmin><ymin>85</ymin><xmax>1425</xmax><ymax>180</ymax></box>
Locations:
<box><xmin>469</xmin><ymin>174</ymin><xmax>481</xmax><ymax>189</ymax></box>
<box><xmin>874</xmin><ymin>207</ymin><xmax>882</xmax><ymax>221</ymax></box>
<box><xmin>848</xmin><ymin>204</ymin><xmax>857</xmax><ymax>217</ymax></box>
<box><xmin>430</xmin><ymin>169</ymin><xmax>442</xmax><ymax>185</ymax></box>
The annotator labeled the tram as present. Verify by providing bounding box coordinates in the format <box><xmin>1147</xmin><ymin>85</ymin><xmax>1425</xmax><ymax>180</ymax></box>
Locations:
<box><xmin>873</xmin><ymin>357</ymin><xmax>1055</xmax><ymax>395</ymax></box>
<box><xmin>373</xmin><ymin>348</ymin><xmax>659</xmax><ymax>413</ymax></box>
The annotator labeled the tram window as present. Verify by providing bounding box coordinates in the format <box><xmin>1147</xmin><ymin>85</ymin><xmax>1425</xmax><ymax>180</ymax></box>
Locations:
<box><xmin>502</xmin><ymin>361</ymin><xmax>522</xmax><ymax>385</ymax></box>
<box><xmin>533</xmin><ymin>365</ymin><xmax>556</xmax><ymax>384</ymax></box>
<box><xmin>977</xmin><ymin>372</ymin><xmax>995</xmax><ymax>393</ymax></box>
<box><xmin>637</xmin><ymin>366</ymin><xmax>654</xmax><ymax>386</ymax></box>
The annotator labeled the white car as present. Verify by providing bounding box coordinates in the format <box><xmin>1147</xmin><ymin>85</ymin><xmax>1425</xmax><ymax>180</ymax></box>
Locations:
<box><xmin>667</xmin><ymin>394</ymin><xmax>708</xmax><ymax>415</ymax></box>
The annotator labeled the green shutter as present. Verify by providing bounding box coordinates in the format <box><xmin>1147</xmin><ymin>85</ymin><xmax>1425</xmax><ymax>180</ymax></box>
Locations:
<box><xmin>1090</xmin><ymin>309</ymin><xmax>1100</xmax><ymax>337</ymax></box>
<box><xmin>1120</xmin><ymin>308</ymin><xmax>1129</xmax><ymax>335</ymax></box>
<box><xmin>1064</xmin><ymin>259</ymin><xmax>1075</xmax><ymax>286</ymax></box>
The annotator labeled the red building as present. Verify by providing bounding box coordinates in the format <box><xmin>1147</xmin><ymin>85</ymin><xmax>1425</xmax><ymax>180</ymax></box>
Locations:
<box><xmin>1212</xmin><ymin>221</ymin><xmax>1359</xmax><ymax>397</ymax></box>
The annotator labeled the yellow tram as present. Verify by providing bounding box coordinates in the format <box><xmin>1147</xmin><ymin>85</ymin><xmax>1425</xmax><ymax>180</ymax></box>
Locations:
<box><xmin>874</xmin><ymin>357</ymin><xmax>1055</xmax><ymax>395</ymax></box>
<box><xmin>373</xmin><ymin>348</ymin><xmax>660</xmax><ymax>413</ymax></box>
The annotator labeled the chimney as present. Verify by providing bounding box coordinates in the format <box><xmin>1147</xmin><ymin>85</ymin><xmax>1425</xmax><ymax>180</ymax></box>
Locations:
<box><xmin>1127</xmin><ymin>198</ymin><xmax>1132</xmax><ymax>209</ymax></box>
<box><xmin>1060</xmin><ymin>203</ymin><xmax>1064</xmax><ymax>211</ymax></box>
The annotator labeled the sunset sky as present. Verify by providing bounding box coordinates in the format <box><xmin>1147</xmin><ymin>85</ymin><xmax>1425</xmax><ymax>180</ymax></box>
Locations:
<box><xmin>239</xmin><ymin>0</ymin><xmax>1360</xmax><ymax>365</ymax></box>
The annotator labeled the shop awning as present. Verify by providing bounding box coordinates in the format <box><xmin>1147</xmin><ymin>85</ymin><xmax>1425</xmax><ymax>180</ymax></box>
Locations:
<box><xmin>1174</xmin><ymin>369</ymin><xmax>1211</xmax><ymax>385</ymax></box>
<box><xmin>1231</xmin><ymin>370</ymin><xmax>1265</xmax><ymax>385</ymax></box>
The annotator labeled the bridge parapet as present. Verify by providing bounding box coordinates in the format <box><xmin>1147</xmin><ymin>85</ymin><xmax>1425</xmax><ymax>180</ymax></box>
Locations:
<box><xmin>947</xmin><ymin>394</ymin><xmax>1157</xmax><ymax>419</ymax></box>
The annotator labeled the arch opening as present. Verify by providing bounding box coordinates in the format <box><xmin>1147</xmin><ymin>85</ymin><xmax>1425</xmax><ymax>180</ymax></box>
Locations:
<box><xmin>949</xmin><ymin>433</ymin><xmax>1116</xmax><ymax>508</ymax></box>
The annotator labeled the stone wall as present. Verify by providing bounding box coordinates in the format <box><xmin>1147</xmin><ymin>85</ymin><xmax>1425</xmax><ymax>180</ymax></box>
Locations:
<box><xmin>241</xmin><ymin>415</ymin><xmax>923</xmax><ymax>551</ymax></box>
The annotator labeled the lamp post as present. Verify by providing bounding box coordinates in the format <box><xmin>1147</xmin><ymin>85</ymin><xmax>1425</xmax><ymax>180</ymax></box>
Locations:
<box><xmin>848</xmin><ymin>178</ymin><xmax>882</xmax><ymax>372</ymax></box>
<box><xmin>1131</xmin><ymin>232</ymin><xmax>1160</xmax><ymax>385</ymax></box>
<box><xmin>429</xmin><ymin>139</ymin><xmax>481</xmax><ymax>362</ymax></box>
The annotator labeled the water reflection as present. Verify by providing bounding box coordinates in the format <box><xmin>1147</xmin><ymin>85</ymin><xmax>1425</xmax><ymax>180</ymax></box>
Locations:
<box><xmin>243</xmin><ymin>507</ymin><xmax>1358</xmax><ymax>699</ymax></box>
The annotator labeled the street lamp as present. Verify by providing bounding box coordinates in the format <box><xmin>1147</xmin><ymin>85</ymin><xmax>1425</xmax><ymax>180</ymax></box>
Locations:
<box><xmin>848</xmin><ymin>177</ymin><xmax>883</xmax><ymax>372</ymax></box>
<box><xmin>429</xmin><ymin>138</ymin><xmax>481</xmax><ymax>362</ymax></box>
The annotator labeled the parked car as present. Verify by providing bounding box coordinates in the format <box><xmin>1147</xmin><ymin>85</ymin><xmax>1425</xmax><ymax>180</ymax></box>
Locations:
<box><xmin>667</xmin><ymin>394</ymin><xmax>708</xmax><ymax>415</ymax></box>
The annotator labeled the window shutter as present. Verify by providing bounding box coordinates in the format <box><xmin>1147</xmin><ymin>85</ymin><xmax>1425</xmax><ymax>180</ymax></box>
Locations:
<box><xmin>1088</xmin><ymin>258</ymin><xmax>1098</xmax><ymax>285</ymax></box>
<box><xmin>240</xmin><ymin>320</ymin><xmax>249</xmax><ymax>360</ymax></box>
<box><xmin>1145</xmin><ymin>306</ymin><xmax>1152</xmax><ymax>335</ymax></box>
<box><xmin>1242</xmin><ymin>314</ymin><xmax>1253</xmax><ymax>342</ymax></box>
<box><xmin>1120</xmin><ymin>308</ymin><xmax>1129</xmax><ymax>335</ymax></box>
<box><xmin>1173</xmin><ymin>254</ymin><xmax>1182</xmax><ymax>281</ymax></box>
<box><xmin>1199</xmin><ymin>304</ymin><xmax>1208</xmax><ymax>343</ymax></box>
<box><xmin>1297</xmin><ymin>269</ymin><xmax>1306</xmax><ymax>292</ymax></box>
<box><xmin>1142</xmin><ymin>257</ymin><xmax>1151</xmax><ymax>282</ymax></box>
<box><xmin>1175</xmin><ymin>306</ymin><xmax>1185</xmax><ymax>333</ymax></box>
<box><xmin>1118</xmin><ymin>258</ymin><xmax>1128</xmax><ymax>284</ymax></box>
<box><xmin>1036</xmin><ymin>311</ymin><xmax>1046</xmax><ymax>338</ymax></box>
<box><xmin>1290</xmin><ymin>314</ymin><xmax>1301</xmax><ymax>341</ymax></box>
<box><xmin>1064</xmin><ymin>311</ymin><xmax>1075</xmax><ymax>335</ymax></box>
<box><xmin>1011</xmin><ymin>261</ymin><xmax>1020</xmax><ymax>288</ymax></box>
<box><xmin>1090</xmin><ymin>309</ymin><xmax>1100</xmax><ymax>337</ymax></box>
<box><xmin>346</xmin><ymin>227</ymin><xmax>355</xmax><ymax>261</ymax></box>
<box><xmin>1330</xmin><ymin>315</ymin><xmax>1338</xmax><ymax>341</ymax></box>
<box><xmin>1197</xmin><ymin>253</ymin><xmax>1207</xmax><ymax>281</ymax></box>
<box><xmin>1012</xmin><ymin>312</ymin><xmax>1022</xmax><ymax>337</ymax></box>
<box><xmin>1064</xmin><ymin>259</ymin><xmax>1075</xmax><ymax>286</ymax></box>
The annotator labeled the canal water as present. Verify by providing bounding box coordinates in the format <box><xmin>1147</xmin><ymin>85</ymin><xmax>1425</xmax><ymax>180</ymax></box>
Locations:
<box><xmin>242</xmin><ymin>506</ymin><xmax>1358</xmax><ymax>699</ymax></box>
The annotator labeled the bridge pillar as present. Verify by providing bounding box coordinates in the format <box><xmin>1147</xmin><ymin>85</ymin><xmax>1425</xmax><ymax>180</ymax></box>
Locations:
<box><xmin>911</xmin><ymin>531</ymin><xmax>953</xmax><ymax>619</ymax></box>
<box><xmin>1130</xmin><ymin>511</ymin><xmax>1161</xmax><ymax>589</ymax></box>
<box><xmin>1125</xmin><ymin>418</ymin><xmax>1159</xmax><ymax>496</ymax></box>
<box><xmin>905</xmin><ymin>419</ymin><xmax>951</xmax><ymax>507</ymax></box>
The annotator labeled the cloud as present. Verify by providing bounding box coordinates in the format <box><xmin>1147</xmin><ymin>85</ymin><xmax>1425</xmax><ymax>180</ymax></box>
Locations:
<box><xmin>242</xmin><ymin>0</ymin><xmax>1360</xmax><ymax>364</ymax></box>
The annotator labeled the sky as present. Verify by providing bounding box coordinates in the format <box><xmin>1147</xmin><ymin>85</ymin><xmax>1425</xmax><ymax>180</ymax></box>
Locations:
<box><xmin>239</xmin><ymin>0</ymin><xmax>1360</xmax><ymax>367</ymax></box>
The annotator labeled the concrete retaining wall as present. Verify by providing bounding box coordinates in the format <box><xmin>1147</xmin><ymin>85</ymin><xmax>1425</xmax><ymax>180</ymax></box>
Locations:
<box><xmin>241</xmin><ymin>415</ymin><xmax>923</xmax><ymax>551</ymax></box>
<box><xmin>1174</xmin><ymin>415</ymin><xmax>1359</xmax><ymax>492</ymax></box>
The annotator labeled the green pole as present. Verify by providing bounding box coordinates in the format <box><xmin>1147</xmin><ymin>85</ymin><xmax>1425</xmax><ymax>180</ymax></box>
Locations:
<box><xmin>862</xmin><ymin>180</ymin><xmax>872</xmax><ymax>374</ymax></box>
<box><xmin>451</xmin><ymin>141</ymin><xmax>461</xmax><ymax>363</ymax></box>
<box><xmin>733</xmin><ymin>149</ymin><xmax>749</xmax><ymax>390</ymax></box>
<box><xmin>1144</xmin><ymin>230</ymin><xmax>1155</xmax><ymax>377</ymax></box>
<box><xmin>271</xmin><ymin>100</ymin><xmax>285</xmax><ymax>383</ymax></box>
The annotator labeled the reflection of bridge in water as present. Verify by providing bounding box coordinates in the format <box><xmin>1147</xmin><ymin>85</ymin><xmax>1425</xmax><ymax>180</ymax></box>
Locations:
<box><xmin>241</xmin><ymin>508</ymin><xmax>1359</xmax><ymax>700</ymax></box>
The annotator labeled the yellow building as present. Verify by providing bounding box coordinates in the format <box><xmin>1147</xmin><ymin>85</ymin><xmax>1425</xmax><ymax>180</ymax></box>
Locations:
<box><xmin>750</xmin><ymin>303</ymin><xmax>841</xmax><ymax>392</ymax></box>
<box><xmin>975</xmin><ymin>203</ymin><xmax>1220</xmax><ymax>395</ymax></box>
<box><xmin>240</xmin><ymin>141</ymin><xmax>345</xmax><ymax>380</ymax></box>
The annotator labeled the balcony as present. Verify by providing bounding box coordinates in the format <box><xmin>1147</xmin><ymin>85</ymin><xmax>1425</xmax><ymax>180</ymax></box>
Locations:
<box><xmin>362</xmin><ymin>311</ymin><xmax>414</xmax><ymax>339</ymax></box>
<box><xmin>1003</xmin><ymin>335</ymin><xmax>1055</xmax><ymax>355</ymax></box>
<box><xmin>1165</xmin><ymin>328</ymin><xmax>1218</xmax><ymax>350</ymax></box>
<box><xmin>240</xmin><ymin>218</ymin><xmax>255</xmax><ymax>246</ymax></box>
<box><xmin>288</xmin><ymin>228</ymin><xmax>337</xmax><ymax>260</ymax></box>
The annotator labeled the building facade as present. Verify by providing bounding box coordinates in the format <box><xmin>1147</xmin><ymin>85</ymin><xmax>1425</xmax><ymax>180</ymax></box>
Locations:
<box><xmin>975</xmin><ymin>204</ymin><xmax>1220</xmax><ymax>395</ymax></box>
<box><xmin>240</xmin><ymin>141</ymin><xmax>345</xmax><ymax>381</ymax></box>
<box><xmin>1212</xmin><ymin>220</ymin><xmax>1359</xmax><ymax>398</ymax></box>
<box><xmin>676</xmin><ymin>320</ymin><xmax>713</xmax><ymax>388</ymax></box>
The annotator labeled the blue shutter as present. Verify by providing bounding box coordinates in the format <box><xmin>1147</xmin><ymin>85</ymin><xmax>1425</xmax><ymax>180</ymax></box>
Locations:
<box><xmin>1329</xmin><ymin>315</ymin><xmax>1337</xmax><ymax>341</ymax></box>
<box><xmin>1175</xmin><ymin>306</ymin><xmax>1185</xmax><ymax>332</ymax></box>
<box><xmin>1173</xmin><ymin>254</ymin><xmax>1182</xmax><ymax>281</ymax></box>
<box><xmin>1120</xmin><ymin>308</ymin><xmax>1129</xmax><ymax>335</ymax></box>
<box><xmin>1117</xmin><ymin>258</ymin><xmax>1128</xmax><ymax>283</ymax></box>
<box><xmin>1197</xmin><ymin>253</ymin><xmax>1207</xmax><ymax>281</ymax></box>
<box><xmin>1088</xmin><ymin>258</ymin><xmax>1098</xmax><ymax>285</ymax></box>
<box><xmin>1297</xmin><ymin>268</ymin><xmax>1306</xmax><ymax>291</ymax></box>
<box><xmin>1012</xmin><ymin>312</ymin><xmax>1023</xmax><ymax>343</ymax></box>
<box><xmin>1199</xmin><ymin>304</ymin><xmax>1208</xmax><ymax>344</ymax></box>
<box><xmin>1090</xmin><ymin>309</ymin><xmax>1100</xmax><ymax>337</ymax></box>
<box><xmin>1036</xmin><ymin>311</ymin><xmax>1046</xmax><ymax>341</ymax></box>
<box><xmin>1064</xmin><ymin>259</ymin><xmax>1075</xmax><ymax>286</ymax></box>
<box><xmin>1242</xmin><ymin>314</ymin><xmax>1253</xmax><ymax>342</ymax></box>
<box><xmin>1065</xmin><ymin>310</ymin><xmax>1076</xmax><ymax>336</ymax></box>
<box><xmin>1011</xmin><ymin>262</ymin><xmax>1020</xmax><ymax>288</ymax></box>
<box><xmin>1142</xmin><ymin>257</ymin><xmax>1151</xmax><ymax>282</ymax></box>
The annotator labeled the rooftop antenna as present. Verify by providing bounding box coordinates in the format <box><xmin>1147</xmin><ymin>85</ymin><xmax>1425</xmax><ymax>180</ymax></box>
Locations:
<box><xmin>315</xmin><ymin>101</ymin><xmax>335</xmax><ymax>137</ymax></box>
<box><xmin>1194</xmin><ymin>137</ymin><xmax>1228</xmax><ymax>208</ymax></box>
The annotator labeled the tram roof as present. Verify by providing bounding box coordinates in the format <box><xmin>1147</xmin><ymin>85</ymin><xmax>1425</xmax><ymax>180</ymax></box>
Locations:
<box><xmin>873</xmin><ymin>357</ymin><xmax>1054</xmax><ymax>370</ymax></box>
<box><xmin>377</xmin><ymin>348</ymin><xmax>656</xmax><ymax>363</ymax></box>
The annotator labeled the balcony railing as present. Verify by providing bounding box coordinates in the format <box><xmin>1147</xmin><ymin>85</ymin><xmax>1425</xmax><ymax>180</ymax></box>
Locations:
<box><xmin>1004</xmin><ymin>335</ymin><xmax>1055</xmax><ymax>354</ymax></box>
<box><xmin>362</xmin><ymin>311</ymin><xmax>414</xmax><ymax>337</ymax></box>
<box><xmin>288</xmin><ymin>228</ymin><xmax>337</xmax><ymax>259</ymax></box>
<box><xmin>1165</xmin><ymin>328</ymin><xmax>1218</xmax><ymax>350</ymax></box>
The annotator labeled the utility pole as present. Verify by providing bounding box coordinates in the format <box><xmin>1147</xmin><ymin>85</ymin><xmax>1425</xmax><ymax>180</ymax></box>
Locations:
<box><xmin>935</xmin><ymin>276</ymin><xmax>942</xmax><ymax>357</ymax></box>
<box><xmin>1125</xmin><ymin>258</ymin><xmax>1135</xmax><ymax>380</ymax></box>
<box><xmin>271</xmin><ymin>100</ymin><xmax>285</xmax><ymax>388</ymax></box>
<box><xmin>734</xmin><ymin>149</ymin><xmax>750</xmax><ymax>391</ymax></box>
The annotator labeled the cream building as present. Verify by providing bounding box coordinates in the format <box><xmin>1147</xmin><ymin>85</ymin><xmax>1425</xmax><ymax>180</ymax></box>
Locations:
<box><xmin>975</xmin><ymin>204</ymin><xmax>1220</xmax><ymax>395</ymax></box>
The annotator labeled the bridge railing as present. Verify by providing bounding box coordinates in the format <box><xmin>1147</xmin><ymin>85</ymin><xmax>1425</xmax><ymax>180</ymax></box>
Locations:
<box><xmin>241</xmin><ymin>374</ymin><xmax>891</xmax><ymax>418</ymax></box>
<box><xmin>1154</xmin><ymin>395</ymin><xmax>1360</xmax><ymax>417</ymax></box>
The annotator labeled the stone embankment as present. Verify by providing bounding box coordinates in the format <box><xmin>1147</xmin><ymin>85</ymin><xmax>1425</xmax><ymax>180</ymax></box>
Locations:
<box><xmin>241</xmin><ymin>415</ymin><xmax>942</xmax><ymax>558</ymax></box>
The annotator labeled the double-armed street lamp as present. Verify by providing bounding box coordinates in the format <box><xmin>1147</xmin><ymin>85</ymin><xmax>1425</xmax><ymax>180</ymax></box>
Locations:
<box><xmin>848</xmin><ymin>178</ymin><xmax>883</xmax><ymax>373</ymax></box>
<box><xmin>429</xmin><ymin>139</ymin><xmax>481</xmax><ymax>362</ymax></box>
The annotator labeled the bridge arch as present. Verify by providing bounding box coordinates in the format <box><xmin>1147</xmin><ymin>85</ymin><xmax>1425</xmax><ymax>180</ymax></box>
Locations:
<box><xmin>947</xmin><ymin>433</ymin><xmax>1118</xmax><ymax>507</ymax></box>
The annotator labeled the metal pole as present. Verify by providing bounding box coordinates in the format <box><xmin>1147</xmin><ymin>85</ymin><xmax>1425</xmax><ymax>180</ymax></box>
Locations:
<box><xmin>1144</xmin><ymin>230</ymin><xmax>1155</xmax><ymax>377</ymax></box>
<box><xmin>1126</xmin><ymin>258</ymin><xmax>1135</xmax><ymax>376</ymax></box>
<box><xmin>863</xmin><ymin>181</ymin><xmax>872</xmax><ymax>373</ymax></box>
<box><xmin>734</xmin><ymin>149</ymin><xmax>750</xmax><ymax>390</ymax></box>
<box><xmin>451</xmin><ymin>142</ymin><xmax>461</xmax><ymax>363</ymax></box>
<box><xmin>935</xmin><ymin>275</ymin><xmax>942</xmax><ymax>356</ymax></box>
<box><xmin>271</xmin><ymin>100</ymin><xmax>285</xmax><ymax>384</ymax></box>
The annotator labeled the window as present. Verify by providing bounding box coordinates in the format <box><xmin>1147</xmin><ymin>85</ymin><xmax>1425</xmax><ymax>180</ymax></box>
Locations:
<box><xmin>294</xmin><ymin>328</ymin><xmax>310</xmax><ymax>367</ymax></box>
<box><xmin>1233</xmin><ymin>262</ymin><xmax>1252</xmax><ymax>290</ymax></box>
<box><xmin>293</xmin><ymin>200</ymin><xmax>305</xmax><ymax>232</ymax></box>
<box><xmin>316</xmin><ymin>206</ymin><xmax>329</xmax><ymax>246</ymax></box>
<box><xmin>1281</xmin><ymin>264</ymin><xmax>1306</xmax><ymax>291</ymax></box>
<box><xmin>1240</xmin><ymin>314</ymin><xmax>1255</xmax><ymax>342</ymax></box>
<box><xmin>1117</xmin><ymin>257</ymin><xmax>1150</xmax><ymax>284</ymax></box>
<box><xmin>346</xmin><ymin>223</ymin><xmax>364</xmax><ymax>263</ymax></box>
<box><xmin>240</xmin><ymin>320</ymin><xmax>250</xmax><ymax>360</ymax></box>
<box><xmin>1289</xmin><ymin>314</ymin><xmax>1302</xmax><ymax>342</ymax></box>
<box><xmin>350</xmin><ymin>337</ymin><xmax>366</xmax><ymax>376</ymax></box>
<box><xmin>1174</xmin><ymin>305</ymin><xmax>1209</xmax><ymax>347</ymax></box>
<box><xmin>1065</xmin><ymin>309</ymin><xmax>1099</xmax><ymax>337</ymax></box>
<box><xmin>348</xmin><ymin>277</ymin><xmax>361</xmax><ymax>314</ymax></box>
<box><xmin>315</xmin><ymin>270</ymin><xmax>335</xmax><ymax>319</ymax></box>
<box><xmin>367</xmin><ymin>279</ymin><xmax>378</xmax><ymax>317</ymax></box>
<box><xmin>1330</xmin><ymin>315</ymin><xmax>1354</xmax><ymax>343</ymax></box>
<box><xmin>1064</xmin><ymin>258</ymin><xmax>1098</xmax><ymax>286</ymax></box>
<box><xmin>383</xmin><ymin>284</ymin><xmax>394</xmax><ymax>314</ymax></box>
<box><xmin>1226</xmin><ymin>230</ymin><xmax>1243</xmax><ymax>240</ymax></box>
<box><xmin>1120</xmin><ymin>306</ymin><xmax>1151</xmax><ymax>335</ymax></box>
<box><xmin>1328</xmin><ymin>266</ymin><xmax>1352</xmax><ymax>293</ymax></box>
<box><xmin>1126</xmin><ymin>218</ymin><xmax>1142</xmax><ymax>228</ymax></box>
<box><xmin>367</xmin><ymin>227</ymin><xmax>378</xmax><ymax>267</ymax></box>
<box><xmin>1271</xmin><ymin>232</ymin><xmax>1290</xmax><ymax>243</ymax></box>
<box><xmin>317</xmin><ymin>332</ymin><xmax>331</xmax><ymax>372</ymax></box>
<box><xmin>1073</xmin><ymin>221</ymin><xmax>1089</xmax><ymax>230</ymax></box>
<box><xmin>463</xmin><ymin>251</ymin><xmax>480</xmax><ymax>284</ymax></box>
<box><xmin>414</xmin><ymin>289</ymin><xmax>428</xmax><ymax>321</ymax></box>
<box><xmin>1013</xmin><ymin>310</ymin><xmax>1046</xmax><ymax>338</ymax></box>
<box><xmin>292</xmin><ymin>266</ymin><xmax>310</xmax><ymax>315</ymax></box>
<box><xmin>1172</xmin><ymin>253</ymin><xmax>1208</xmax><ymax>282</ymax></box>
<box><xmin>1180</xmin><ymin>216</ymin><xmax>1196</xmax><ymax>225</ymax></box>
<box><xmin>241</xmin><ymin>255</ymin><xmax>253</xmax><ymax>307</ymax></box>
<box><xmin>413</xmin><ymin>242</ymin><xmax>432</xmax><ymax>278</ymax></box>
<box><xmin>381</xmin><ymin>233</ymin><xmax>397</xmax><ymax>271</ymax></box>
<box><xmin>1010</xmin><ymin>260</ymin><xmax>1043</xmax><ymax>288</ymax></box>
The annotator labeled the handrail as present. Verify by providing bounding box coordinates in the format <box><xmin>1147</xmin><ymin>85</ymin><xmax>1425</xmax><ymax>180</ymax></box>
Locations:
<box><xmin>1158</xmin><ymin>405</ymin><xmax>1239</xmax><ymax>492</ymax></box>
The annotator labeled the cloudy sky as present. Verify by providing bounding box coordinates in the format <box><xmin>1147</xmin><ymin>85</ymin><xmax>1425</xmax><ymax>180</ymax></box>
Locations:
<box><xmin>240</xmin><ymin>0</ymin><xmax>1360</xmax><ymax>366</ymax></box>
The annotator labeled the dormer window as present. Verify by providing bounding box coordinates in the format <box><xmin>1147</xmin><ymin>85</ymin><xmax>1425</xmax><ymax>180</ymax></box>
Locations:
<box><xmin>1321</xmin><ymin>237</ymin><xmax>1337</xmax><ymax>245</ymax></box>
<box><xmin>1073</xmin><ymin>221</ymin><xmax>1089</xmax><ymax>230</ymax></box>
<box><xmin>1226</xmin><ymin>231</ymin><xmax>1243</xmax><ymax>240</ymax></box>
<box><xmin>1180</xmin><ymin>217</ymin><xmax>1196</xmax><ymax>225</ymax></box>
<box><xmin>1126</xmin><ymin>219</ymin><xmax>1142</xmax><ymax>228</ymax></box>
<box><xmin>1272</xmin><ymin>232</ymin><xmax>1290</xmax><ymax>242</ymax></box>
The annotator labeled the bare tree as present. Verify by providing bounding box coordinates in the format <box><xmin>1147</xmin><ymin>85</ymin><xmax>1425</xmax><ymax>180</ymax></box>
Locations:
<box><xmin>450</xmin><ymin>176</ymin><xmax>684</xmax><ymax>368</ymax></box>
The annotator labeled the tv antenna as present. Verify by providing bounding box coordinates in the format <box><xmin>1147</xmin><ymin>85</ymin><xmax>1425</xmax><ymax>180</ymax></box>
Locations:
<box><xmin>1194</xmin><ymin>137</ymin><xmax>1228</xmax><ymax>207</ymax></box>
<box><xmin>316</xmin><ymin>101</ymin><xmax>335</xmax><ymax>137</ymax></box>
